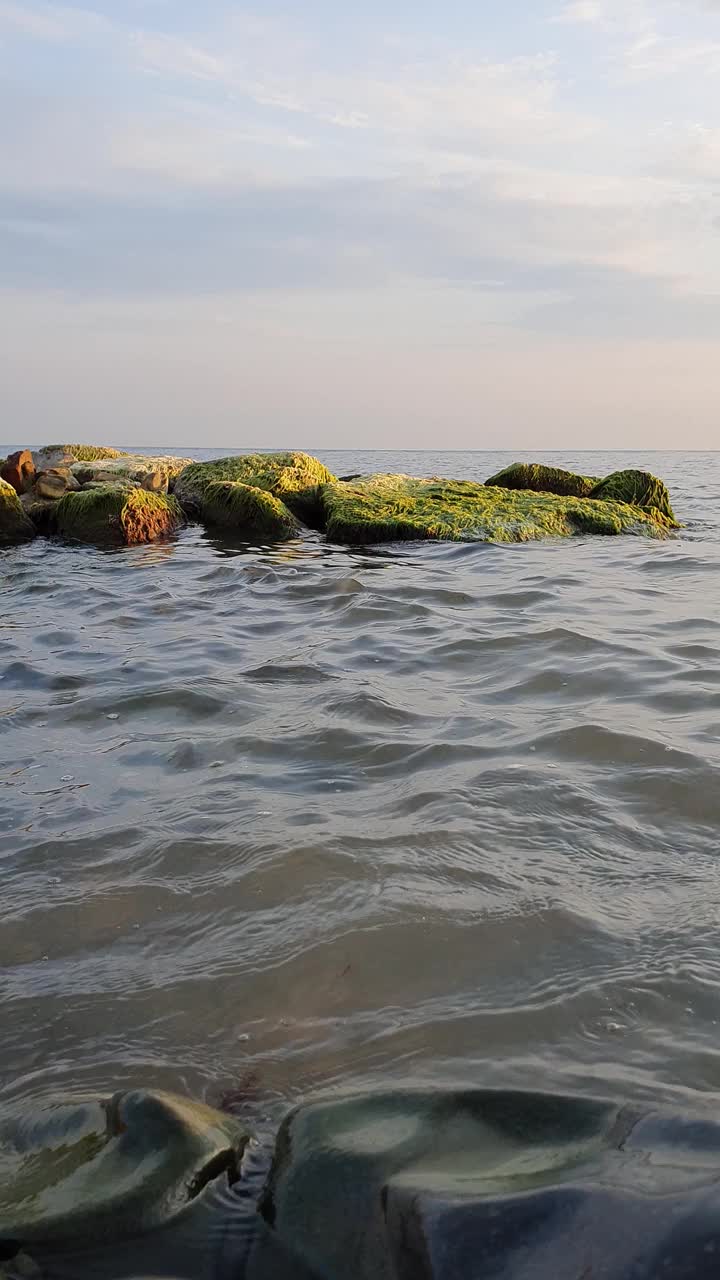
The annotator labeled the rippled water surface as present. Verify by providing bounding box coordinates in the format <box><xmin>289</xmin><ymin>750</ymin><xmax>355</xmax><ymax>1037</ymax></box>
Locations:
<box><xmin>2</xmin><ymin>449</ymin><xmax>720</xmax><ymax>1131</ymax></box>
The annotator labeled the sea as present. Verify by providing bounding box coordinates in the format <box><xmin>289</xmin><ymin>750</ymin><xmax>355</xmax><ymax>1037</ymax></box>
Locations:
<box><xmin>2</xmin><ymin>448</ymin><xmax>720</xmax><ymax>1138</ymax></box>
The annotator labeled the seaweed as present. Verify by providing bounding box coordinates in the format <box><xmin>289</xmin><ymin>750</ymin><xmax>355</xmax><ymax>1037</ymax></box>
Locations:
<box><xmin>202</xmin><ymin>481</ymin><xmax>299</xmax><ymax>537</ymax></box>
<box><xmin>484</xmin><ymin>463</ymin><xmax>600</xmax><ymax>498</ymax></box>
<box><xmin>589</xmin><ymin>470</ymin><xmax>677</xmax><ymax>525</ymax></box>
<box><xmin>54</xmin><ymin>487</ymin><xmax>184</xmax><ymax>545</ymax></box>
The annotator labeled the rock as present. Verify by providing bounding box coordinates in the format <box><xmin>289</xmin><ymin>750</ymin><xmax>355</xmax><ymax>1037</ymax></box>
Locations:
<box><xmin>322</xmin><ymin>475</ymin><xmax>675</xmax><ymax>544</ymax></box>
<box><xmin>33</xmin><ymin>444</ymin><xmax>126</xmax><ymax>466</ymax></box>
<box><xmin>202</xmin><ymin>481</ymin><xmax>300</xmax><ymax>537</ymax></box>
<box><xmin>141</xmin><ymin>469</ymin><xmax>169</xmax><ymax>493</ymax></box>
<box><xmin>0</xmin><ymin>478</ymin><xmax>35</xmax><ymax>544</ymax></box>
<box><xmin>589</xmin><ymin>469</ymin><xmax>677</xmax><ymax>524</ymax></box>
<box><xmin>34</xmin><ymin>468</ymin><xmax>79</xmax><ymax>500</ymax></box>
<box><xmin>484</xmin><ymin>462</ymin><xmax>600</xmax><ymax>498</ymax></box>
<box><xmin>0</xmin><ymin>450</ymin><xmax>35</xmax><ymax>496</ymax></box>
<box><xmin>174</xmin><ymin>452</ymin><xmax>335</xmax><ymax>527</ymax></box>
<box><xmin>244</xmin><ymin>1089</ymin><xmax>720</xmax><ymax>1280</ymax></box>
<box><xmin>53</xmin><ymin>486</ymin><xmax>185</xmax><ymax>545</ymax></box>
<box><xmin>0</xmin><ymin>1088</ymin><xmax>248</xmax><ymax>1252</ymax></box>
<box><xmin>19</xmin><ymin>494</ymin><xmax>57</xmax><ymax>535</ymax></box>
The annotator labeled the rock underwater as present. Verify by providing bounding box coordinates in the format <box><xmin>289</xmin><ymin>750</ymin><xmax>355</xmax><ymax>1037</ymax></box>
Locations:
<box><xmin>5</xmin><ymin>1087</ymin><xmax>720</xmax><ymax>1279</ymax></box>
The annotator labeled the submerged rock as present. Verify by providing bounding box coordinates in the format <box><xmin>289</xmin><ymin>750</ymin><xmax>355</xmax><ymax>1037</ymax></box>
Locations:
<box><xmin>322</xmin><ymin>475</ymin><xmax>674</xmax><ymax>544</ymax></box>
<box><xmin>246</xmin><ymin>1089</ymin><xmax>720</xmax><ymax>1279</ymax></box>
<box><xmin>590</xmin><ymin>468</ymin><xmax>677</xmax><ymax>524</ymax></box>
<box><xmin>0</xmin><ymin>1089</ymin><xmax>247</xmax><ymax>1253</ymax></box>
<box><xmin>0</xmin><ymin>479</ymin><xmax>35</xmax><ymax>545</ymax></box>
<box><xmin>0</xmin><ymin>451</ymin><xmax>35</xmax><ymax>496</ymax></box>
<box><xmin>53</xmin><ymin>486</ymin><xmax>185</xmax><ymax>545</ymax></box>
<box><xmin>174</xmin><ymin>452</ymin><xmax>336</xmax><ymax>527</ymax></box>
<box><xmin>484</xmin><ymin>462</ymin><xmax>600</xmax><ymax>498</ymax></box>
<box><xmin>202</xmin><ymin>481</ymin><xmax>300</xmax><ymax>537</ymax></box>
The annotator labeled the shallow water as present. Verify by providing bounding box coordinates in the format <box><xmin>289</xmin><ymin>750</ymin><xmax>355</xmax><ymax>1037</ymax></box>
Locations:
<box><xmin>2</xmin><ymin>449</ymin><xmax>720</xmax><ymax>1137</ymax></box>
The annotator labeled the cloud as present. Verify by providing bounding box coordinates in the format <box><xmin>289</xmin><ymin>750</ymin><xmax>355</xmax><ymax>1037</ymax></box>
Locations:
<box><xmin>553</xmin><ymin>1</ymin><xmax>606</xmax><ymax>24</ymax></box>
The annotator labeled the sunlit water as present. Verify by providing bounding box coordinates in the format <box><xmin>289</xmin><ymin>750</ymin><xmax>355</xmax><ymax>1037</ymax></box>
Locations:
<box><xmin>2</xmin><ymin>449</ymin><xmax>720</xmax><ymax>1138</ymax></box>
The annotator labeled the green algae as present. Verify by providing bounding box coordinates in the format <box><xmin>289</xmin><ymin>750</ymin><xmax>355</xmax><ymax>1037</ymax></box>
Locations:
<box><xmin>54</xmin><ymin>486</ymin><xmax>184</xmax><ymax>545</ymax></box>
<box><xmin>202</xmin><ymin>481</ymin><xmax>300</xmax><ymax>537</ymax></box>
<box><xmin>323</xmin><ymin>475</ymin><xmax>673</xmax><ymax>544</ymax></box>
<box><xmin>484</xmin><ymin>462</ymin><xmax>600</xmax><ymax>498</ymax></box>
<box><xmin>41</xmin><ymin>444</ymin><xmax>127</xmax><ymax>462</ymax></box>
<box><xmin>174</xmin><ymin>452</ymin><xmax>335</xmax><ymax>526</ymax></box>
<box><xmin>0</xmin><ymin>478</ymin><xmax>35</xmax><ymax>544</ymax></box>
<box><xmin>589</xmin><ymin>469</ymin><xmax>677</xmax><ymax>525</ymax></box>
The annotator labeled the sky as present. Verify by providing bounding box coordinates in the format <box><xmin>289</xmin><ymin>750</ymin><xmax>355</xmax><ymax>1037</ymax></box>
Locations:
<box><xmin>1</xmin><ymin>0</ymin><xmax>720</xmax><ymax>449</ymax></box>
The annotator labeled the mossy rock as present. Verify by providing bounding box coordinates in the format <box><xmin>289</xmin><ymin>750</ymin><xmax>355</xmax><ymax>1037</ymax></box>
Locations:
<box><xmin>202</xmin><ymin>481</ymin><xmax>300</xmax><ymax>537</ymax></box>
<box><xmin>39</xmin><ymin>444</ymin><xmax>127</xmax><ymax>462</ymax></box>
<box><xmin>484</xmin><ymin>462</ymin><xmax>600</xmax><ymax>498</ymax></box>
<box><xmin>590</xmin><ymin>469</ymin><xmax>677</xmax><ymax>525</ymax></box>
<box><xmin>53</xmin><ymin>486</ymin><xmax>184</xmax><ymax>545</ymax></box>
<box><xmin>323</xmin><ymin>475</ymin><xmax>674</xmax><ymax>544</ymax></box>
<box><xmin>174</xmin><ymin>452</ymin><xmax>335</xmax><ymax>527</ymax></box>
<box><xmin>0</xmin><ymin>478</ymin><xmax>35</xmax><ymax>545</ymax></box>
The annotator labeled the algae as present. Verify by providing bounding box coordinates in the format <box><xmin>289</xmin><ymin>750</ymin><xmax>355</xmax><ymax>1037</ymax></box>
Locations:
<box><xmin>54</xmin><ymin>486</ymin><xmax>184</xmax><ymax>545</ymax></box>
<box><xmin>589</xmin><ymin>469</ymin><xmax>677</xmax><ymax>525</ymax></box>
<box><xmin>484</xmin><ymin>462</ymin><xmax>600</xmax><ymax>498</ymax></box>
<box><xmin>322</xmin><ymin>475</ymin><xmax>674</xmax><ymax>544</ymax></box>
<box><xmin>174</xmin><ymin>452</ymin><xmax>335</xmax><ymax>526</ymax></box>
<box><xmin>202</xmin><ymin>481</ymin><xmax>299</xmax><ymax>537</ymax></box>
<box><xmin>41</xmin><ymin>444</ymin><xmax>127</xmax><ymax>462</ymax></box>
<box><xmin>0</xmin><ymin>478</ymin><xmax>35</xmax><ymax>544</ymax></box>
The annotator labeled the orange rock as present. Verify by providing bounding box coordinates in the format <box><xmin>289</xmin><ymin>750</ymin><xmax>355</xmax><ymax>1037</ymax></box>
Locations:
<box><xmin>1</xmin><ymin>449</ymin><xmax>35</xmax><ymax>495</ymax></box>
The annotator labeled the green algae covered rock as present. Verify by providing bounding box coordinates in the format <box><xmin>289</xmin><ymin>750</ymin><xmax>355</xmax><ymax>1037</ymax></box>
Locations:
<box><xmin>203</xmin><ymin>480</ymin><xmax>300</xmax><ymax>537</ymax></box>
<box><xmin>0</xmin><ymin>477</ymin><xmax>35</xmax><ymax>545</ymax></box>
<box><xmin>484</xmin><ymin>462</ymin><xmax>600</xmax><ymax>498</ymax></box>
<box><xmin>36</xmin><ymin>444</ymin><xmax>127</xmax><ymax>463</ymax></box>
<box><xmin>323</xmin><ymin>475</ymin><xmax>673</xmax><ymax>544</ymax></box>
<box><xmin>53</xmin><ymin>486</ymin><xmax>184</xmax><ymax>545</ymax></box>
<box><xmin>0</xmin><ymin>1089</ymin><xmax>248</xmax><ymax>1250</ymax></box>
<box><xmin>174</xmin><ymin>452</ymin><xmax>335</xmax><ymax>526</ymax></box>
<box><xmin>590</xmin><ymin>469</ymin><xmax>677</xmax><ymax>525</ymax></box>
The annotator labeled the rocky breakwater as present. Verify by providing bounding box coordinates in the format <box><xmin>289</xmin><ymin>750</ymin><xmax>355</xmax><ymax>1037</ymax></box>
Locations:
<box><xmin>0</xmin><ymin>447</ymin><xmax>678</xmax><ymax>548</ymax></box>
<box><xmin>0</xmin><ymin>444</ymin><xmax>190</xmax><ymax>545</ymax></box>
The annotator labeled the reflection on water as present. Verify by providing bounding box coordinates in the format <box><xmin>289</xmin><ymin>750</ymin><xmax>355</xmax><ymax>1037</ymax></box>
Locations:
<box><xmin>1</xmin><ymin>449</ymin><xmax>720</xmax><ymax>1144</ymax></box>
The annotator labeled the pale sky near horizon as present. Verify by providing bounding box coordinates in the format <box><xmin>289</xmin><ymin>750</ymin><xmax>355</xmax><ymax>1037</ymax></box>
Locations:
<box><xmin>1</xmin><ymin>0</ymin><xmax>719</xmax><ymax>449</ymax></box>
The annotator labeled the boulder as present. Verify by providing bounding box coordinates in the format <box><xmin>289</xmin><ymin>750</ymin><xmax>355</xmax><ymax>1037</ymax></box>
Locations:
<box><xmin>33</xmin><ymin>444</ymin><xmax>126</xmax><ymax>466</ymax></box>
<box><xmin>19</xmin><ymin>494</ymin><xmax>58</xmax><ymax>535</ymax></box>
<box><xmin>0</xmin><ymin>1088</ymin><xmax>247</xmax><ymax>1252</ymax></box>
<box><xmin>34</xmin><ymin>468</ymin><xmax>79</xmax><ymax>500</ymax></box>
<box><xmin>484</xmin><ymin>462</ymin><xmax>600</xmax><ymax>498</ymax></box>
<box><xmin>69</xmin><ymin>454</ymin><xmax>193</xmax><ymax>492</ymax></box>
<box><xmin>53</xmin><ymin>486</ymin><xmax>185</xmax><ymax>545</ymax></box>
<box><xmin>245</xmin><ymin>1089</ymin><xmax>720</xmax><ymax>1280</ymax></box>
<box><xmin>141</xmin><ymin>469</ymin><xmax>169</xmax><ymax>493</ymax></box>
<box><xmin>0</xmin><ymin>450</ymin><xmax>35</xmax><ymax>495</ymax></box>
<box><xmin>174</xmin><ymin>452</ymin><xmax>335</xmax><ymax>527</ymax></box>
<box><xmin>322</xmin><ymin>474</ymin><xmax>675</xmax><ymax>544</ymax></box>
<box><xmin>589</xmin><ymin>469</ymin><xmax>677</xmax><ymax>524</ymax></box>
<box><xmin>0</xmin><ymin>478</ymin><xmax>35</xmax><ymax>544</ymax></box>
<box><xmin>201</xmin><ymin>481</ymin><xmax>300</xmax><ymax>537</ymax></box>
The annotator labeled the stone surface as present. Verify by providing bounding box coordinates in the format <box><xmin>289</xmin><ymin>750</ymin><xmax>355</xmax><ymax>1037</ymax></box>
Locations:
<box><xmin>246</xmin><ymin>1089</ymin><xmax>720</xmax><ymax>1279</ymax></box>
<box><xmin>0</xmin><ymin>450</ymin><xmax>35</xmax><ymax>496</ymax></box>
<box><xmin>34</xmin><ymin>468</ymin><xmax>78</xmax><ymax>500</ymax></box>
<box><xmin>0</xmin><ymin>478</ymin><xmax>35</xmax><ymax>544</ymax></box>
<box><xmin>33</xmin><ymin>444</ymin><xmax>126</xmax><ymax>467</ymax></box>
<box><xmin>53</xmin><ymin>486</ymin><xmax>185</xmax><ymax>545</ymax></box>
<box><xmin>0</xmin><ymin>1089</ymin><xmax>247</xmax><ymax>1251</ymax></box>
<box><xmin>174</xmin><ymin>452</ymin><xmax>335</xmax><ymax>527</ymax></box>
<box><xmin>322</xmin><ymin>475</ymin><xmax>675</xmax><ymax>544</ymax></box>
<box><xmin>19</xmin><ymin>494</ymin><xmax>57</xmax><ymax>535</ymax></box>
